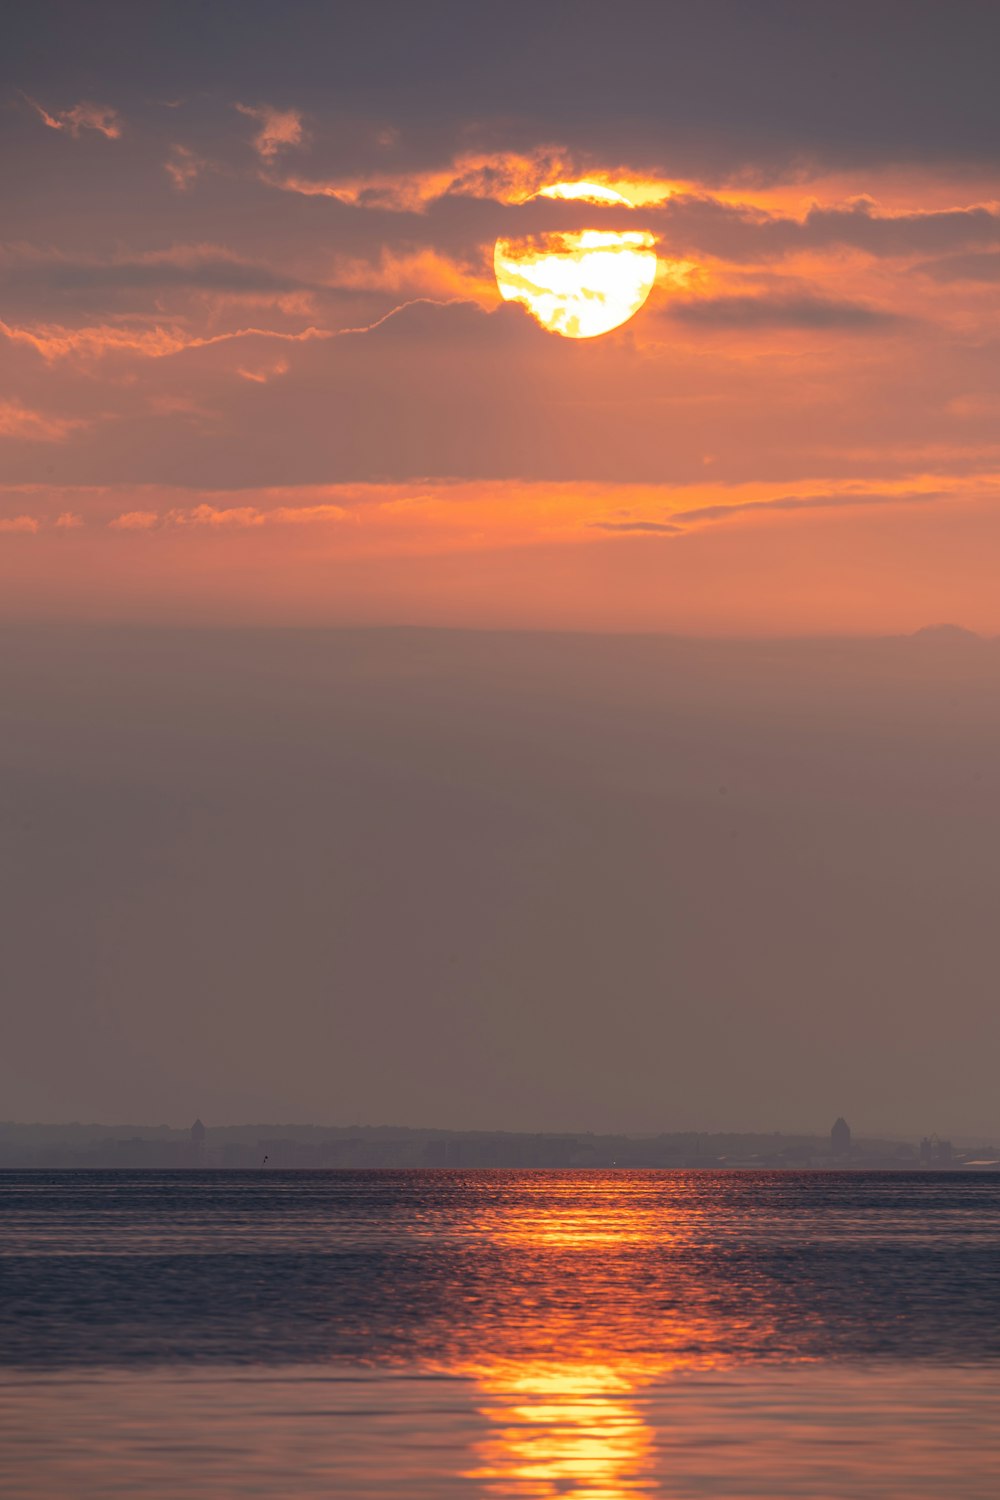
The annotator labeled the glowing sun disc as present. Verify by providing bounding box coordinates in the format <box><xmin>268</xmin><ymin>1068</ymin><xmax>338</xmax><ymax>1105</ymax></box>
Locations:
<box><xmin>494</xmin><ymin>181</ymin><xmax>657</xmax><ymax>339</ymax></box>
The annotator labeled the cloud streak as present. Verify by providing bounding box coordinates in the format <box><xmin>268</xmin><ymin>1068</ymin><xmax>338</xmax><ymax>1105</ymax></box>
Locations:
<box><xmin>592</xmin><ymin>520</ymin><xmax>682</xmax><ymax>534</ymax></box>
<box><xmin>0</xmin><ymin>399</ymin><xmax>86</xmax><ymax>441</ymax></box>
<box><xmin>673</xmin><ymin>489</ymin><xmax>949</xmax><ymax>526</ymax></box>
<box><xmin>22</xmin><ymin>95</ymin><xmax>122</xmax><ymax>139</ymax></box>
<box><xmin>667</xmin><ymin>293</ymin><xmax>904</xmax><ymax>331</ymax></box>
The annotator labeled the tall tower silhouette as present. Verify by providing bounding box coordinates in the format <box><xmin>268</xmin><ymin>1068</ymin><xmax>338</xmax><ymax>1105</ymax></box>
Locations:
<box><xmin>830</xmin><ymin>1117</ymin><xmax>851</xmax><ymax>1156</ymax></box>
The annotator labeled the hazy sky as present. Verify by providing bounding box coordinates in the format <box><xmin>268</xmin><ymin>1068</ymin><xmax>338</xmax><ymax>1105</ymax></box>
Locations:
<box><xmin>3</xmin><ymin>0</ymin><xmax>1000</xmax><ymax>632</ymax></box>
<box><xmin>3</xmin><ymin>627</ymin><xmax>999</xmax><ymax>1138</ymax></box>
<box><xmin>3</xmin><ymin>6</ymin><xmax>999</xmax><ymax>1137</ymax></box>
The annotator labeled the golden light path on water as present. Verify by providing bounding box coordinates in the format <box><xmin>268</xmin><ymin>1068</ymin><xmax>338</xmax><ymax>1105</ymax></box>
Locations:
<box><xmin>467</xmin><ymin>1358</ymin><xmax>655</xmax><ymax>1499</ymax></box>
<box><xmin>456</xmin><ymin>1174</ymin><xmax>745</xmax><ymax>1499</ymax></box>
<box><xmin>494</xmin><ymin>181</ymin><xmax>658</xmax><ymax>338</ymax></box>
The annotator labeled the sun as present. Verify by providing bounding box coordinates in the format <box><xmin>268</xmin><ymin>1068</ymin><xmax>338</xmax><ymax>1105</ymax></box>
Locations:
<box><xmin>494</xmin><ymin>181</ymin><xmax>657</xmax><ymax>339</ymax></box>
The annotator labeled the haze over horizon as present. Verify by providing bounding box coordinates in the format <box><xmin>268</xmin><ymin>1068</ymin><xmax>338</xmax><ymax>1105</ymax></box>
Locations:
<box><xmin>4</xmin><ymin>625</ymin><xmax>998</xmax><ymax>1141</ymax></box>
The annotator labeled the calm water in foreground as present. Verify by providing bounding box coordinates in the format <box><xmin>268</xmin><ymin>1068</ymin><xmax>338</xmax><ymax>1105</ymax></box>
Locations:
<box><xmin>1</xmin><ymin>1170</ymin><xmax>999</xmax><ymax>1498</ymax></box>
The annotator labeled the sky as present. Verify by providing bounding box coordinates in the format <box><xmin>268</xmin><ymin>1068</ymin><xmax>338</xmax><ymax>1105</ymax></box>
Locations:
<box><xmin>3</xmin><ymin>4</ymin><xmax>1000</xmax><ymax>1136</ymax></box>
<box><xmin>2</xmin><ymin>0</ymin><xmax>1000</xmax><ymax>632</ymax></box>
<box><xmin>3</xmin><ymin>626</ymin><xmax>999</xmax><ymax>1138</ymax></box>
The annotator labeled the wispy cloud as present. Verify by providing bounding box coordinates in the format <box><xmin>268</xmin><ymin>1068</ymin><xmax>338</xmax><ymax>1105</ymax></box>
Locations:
<box><xmin>109</xmin><ymin>511</ymin><xmax>159</xmax><ymax>531</ymax></box>
<box><xmin>274</xmin><ymin>148</ymin><xmax>576</xmax><ymax>211</ymax></box>
<box><xmin>592</xmin><ymin>520</ymin><xmax>682</xmax><ymax>534</ymax></box>
<box><xmin>0</xmin><ymin>316</ymin><xmax>332</xmax><ymax>365</ymax></box>
<box><xmin>235</xmin><ymin>103</ymin><xmax>305</xmax><ymax>161</ymax></box>
<box><xmin>0</xmin><ymin>400</ymin><xmax>86</xmax><ymax>442</ymax></box>
<box><xmin>268</xmin><ymin>504</ymin><xmax>349</xmax><ymax>525</ymax></box>
<box><xmin>651</xmin><ymin>194</ymin><xmax>1000</xmax><ymax>264</ymax></box>
<box><xmin>109</xmin><ymin>502</ymin><xmax>348</xmax><ymax>531</ymax></box>
<box><xmin>164</xmin><ymin>145</ymin><xmax>207</xmax><ymax>192</ymax></box>
<box><xmin>236</xmin><ymin>358</ymin><xmax>290</xmax><ymax>383</ymax></box>
<box><xmin>22</xmin><ymin>95</ymin><xmax>122</xmax><ymax>139</ymax></box>
<box><xmin>673</xmin><ymin>489</ymin><xmax>948</xmax><ymax>526</ymax></box>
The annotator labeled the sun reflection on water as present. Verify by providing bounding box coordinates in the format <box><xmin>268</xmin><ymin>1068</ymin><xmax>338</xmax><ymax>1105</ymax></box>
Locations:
<box><xmin>456</xmin><ymin>1174</ymin><xmax>746</xmax><ymax>1498</ymax></box>
<box><xmin>469</xmin><ymin>1360</ymin><xmax>652</xmax><ymax>1499</ymax></box>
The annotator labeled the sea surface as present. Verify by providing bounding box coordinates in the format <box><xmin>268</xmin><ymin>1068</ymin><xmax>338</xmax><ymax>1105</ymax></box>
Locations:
<box><xmin>2</xmin><ymin>1170</ymin><xmax>999</xmax><ymax>1498</ymax></box>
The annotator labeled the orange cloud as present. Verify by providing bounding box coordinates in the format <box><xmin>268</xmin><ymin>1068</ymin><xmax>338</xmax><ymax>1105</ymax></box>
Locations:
<box><xmin>109</xmin><ymin>511</ymin><xmax>159</xmax><ymax>531</ymax></box>
<box><xmin>15</xmin><ymin>474</ymin><xmax>985</xmax><ymax>555</ymax></box>
<box><xmin>269</xmin><ymin>503</ymin><xmax>350</xmax><ymax>525</ymax></box>
<box><xmin>0</xmin><ymin>316</ymin><xmax>332</xmax><ymax>366</ymax></box>
<box><xmin>275</xmin><ymin>148</ymin><xmax>581</xmax><ymax>211</ymax></box>
<box><xmin>235</xmin><ymin>103</ymin><xmax>305</xmax><ymax>160</ymax></box>
<box><xmin>236</xmin><ymin>358</ymin><xmax>290</xmax><ymax>383</ymax></box>
<box><xmin>105</xmin><ymin>501</ymin><xmax>350</xmax><ymax>530</ymax></box>
<box><xmin>23</xmin><ymin>95</ymin><xmax>122</xmax><ymax>139</ymax></box>
<box><xmin>1</xmin><ymin>319</ymin><xmax>194</xmax><ymax>362</ymax></box>
<box><xmin>172</xmin><ymin>504</ymin><xmax>267</xmax><ymax>528</ymax></box>
<box><xmin>164</xmin><ymin>145</ymin><xmax>207</xmax><ymax>191</ymax></box>
<box><xmin>172</xmin><ymin>501</ymin><xmax>348</xmax><ymax>528</ymax></box>
<box><xmin>330</xmin><ymin>249</ymin><xmax>495</xmax><ymax>302</ymax></box>
<box><xmin>0</xmin><ymin>515</ymin><xmax>39</xmax><ymax>535</ymax></box>
<box><xmin>0</xmin><ymin>400</ymin><xmax>85</xmax><ymax>441</ymax></box>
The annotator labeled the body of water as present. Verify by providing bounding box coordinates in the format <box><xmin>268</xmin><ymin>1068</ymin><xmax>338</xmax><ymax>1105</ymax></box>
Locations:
<box><xmin>2</xmin><ymin>1170</ymin><xmax>999</xmax><ymax>1497</ymax></box>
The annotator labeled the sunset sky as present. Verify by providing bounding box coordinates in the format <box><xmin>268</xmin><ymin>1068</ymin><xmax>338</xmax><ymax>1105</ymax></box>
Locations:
<box><xmin>5</xmin><ymin>3</ymin><xmax>1000</xmax><ymax>1138</ymax></box>
<box><xmin>4</xmin><ymin>0</ymin><xmax>1000</xmax><ymax>633</ymax></box>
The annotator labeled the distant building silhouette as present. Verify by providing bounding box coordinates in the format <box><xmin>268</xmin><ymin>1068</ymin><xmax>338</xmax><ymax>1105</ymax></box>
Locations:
<box><xmin>919</xmin><ymin>1134</ymin><xmax>953</xmax><ymax>1165</ymax></box>
<box><xmin>830</xmin><ymin>1117</ymin><xmax>851</xmax><ymax>1156</ymax></box>
<box><xmin>191</xmin><ymin>1118</ymin><xmax>206</xmax><ymax>1147</ymax></box>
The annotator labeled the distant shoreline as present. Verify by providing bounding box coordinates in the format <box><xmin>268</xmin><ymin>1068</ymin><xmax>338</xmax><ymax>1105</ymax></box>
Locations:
<box><xmin>3</xmin><ymin>1122</ymin><xmax>995</xmax><ymax>1172</ymax></box>
<box><xmin>5</xmin><ymin>1164</ymin><xmax>1000</xmax><ymax>1174</ymax></box>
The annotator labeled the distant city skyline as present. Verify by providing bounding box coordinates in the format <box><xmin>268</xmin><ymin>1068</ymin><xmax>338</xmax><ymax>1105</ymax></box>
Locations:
<box><xmin>3</xmin><ymin>1116</ymin><xmax>997</xmax><ymax>1173</ymax></box>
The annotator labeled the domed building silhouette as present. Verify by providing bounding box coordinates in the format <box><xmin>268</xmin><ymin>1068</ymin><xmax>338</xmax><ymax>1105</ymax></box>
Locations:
<box><xmin>830</xmin><ymin>1117</ymin><xmax>851</xmax><ymax>1156</ymax></box>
